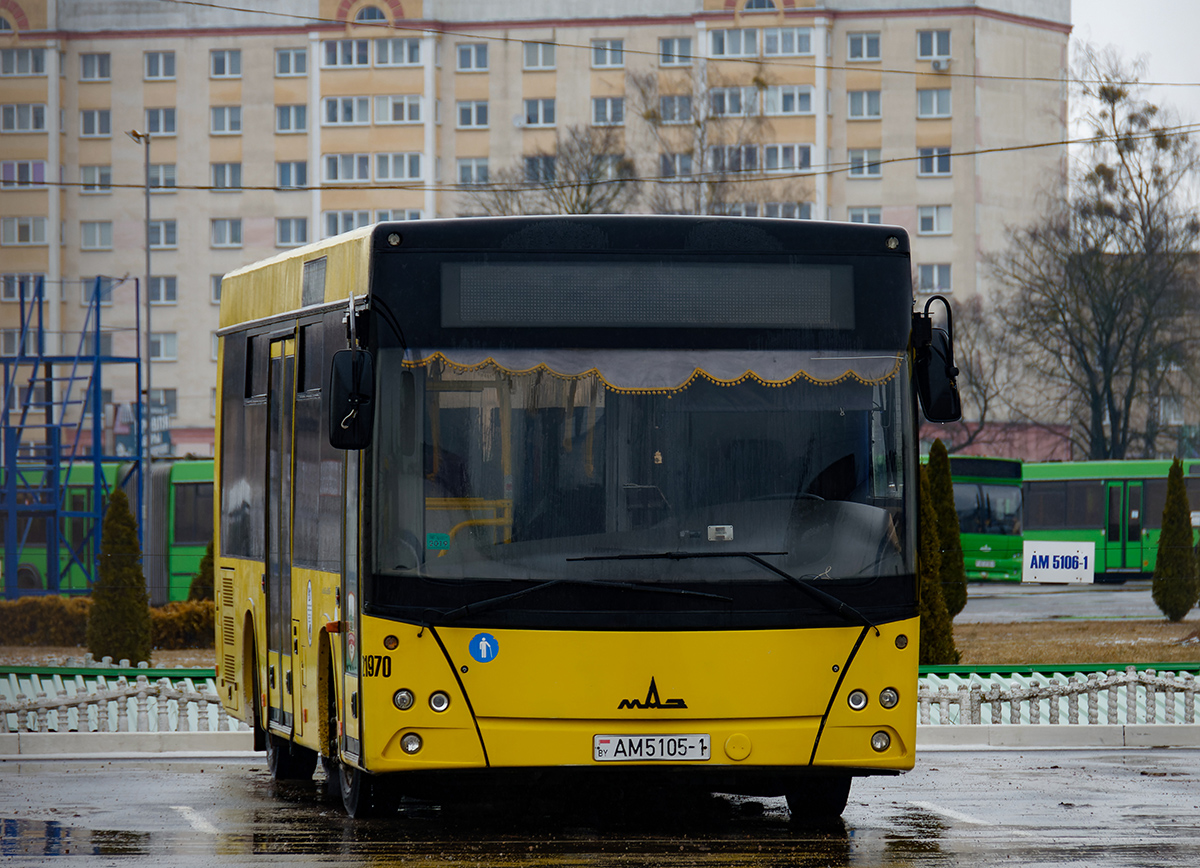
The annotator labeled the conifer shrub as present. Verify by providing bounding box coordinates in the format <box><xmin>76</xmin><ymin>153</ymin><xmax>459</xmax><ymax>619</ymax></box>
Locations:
<box><xmin>187</xmin><ymin>540</ymin><xmax>215</xmax><ymax>601</ymax></box>
<box><xmin>85</xmin><ymin>488</ymin><xmax>152</xmax><ymax>664</ymax></box>
<box><xmin>1151</xmin><ymin>458</ymin><xmax>1199</xmax><ymax>622</ymax></box>
<box><xmin>918</xmin><ymin>465</ymin><xmax>959</xmax><ymax>664</ymax></box>
<box><xmin>927</xmin><ymin>439</ymin><xmax>968</xmax><ymax>618</ymax></box>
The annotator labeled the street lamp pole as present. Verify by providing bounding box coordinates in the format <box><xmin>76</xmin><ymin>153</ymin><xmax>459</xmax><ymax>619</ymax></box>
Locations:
<box><xmin>126</xmin><ymin>129</ymin><xmax>152</xmax><ymax>559</ymax></box>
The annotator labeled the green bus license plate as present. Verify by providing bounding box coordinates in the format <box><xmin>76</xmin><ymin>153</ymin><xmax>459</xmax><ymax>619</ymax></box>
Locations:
<box><xmin>593</xmin><ymin>734</ymin><xmax>711</xmax><ymax>762</ymax></box>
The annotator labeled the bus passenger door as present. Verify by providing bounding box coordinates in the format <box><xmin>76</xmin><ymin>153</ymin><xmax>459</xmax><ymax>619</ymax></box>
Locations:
<box><xmin>1126</xmin><ymin>482</ymin><xmax>1144</xmax><ymax>571</ymax></box>
<box><xmin>266</xmin><ymin>336</ymin><xmax>297</xmax><ymax>733</ymax></box>
<box><xmin>1104</xmin><ymin>481</ymin><xmax>1143</xmax><ymax>574</ymax></box>
<box><xmin>340</xmin><ymin>453</ymin><xmax>362</xmax><ymax>761</ymax></box>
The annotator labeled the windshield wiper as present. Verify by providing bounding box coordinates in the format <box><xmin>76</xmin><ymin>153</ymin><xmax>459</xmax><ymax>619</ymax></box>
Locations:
<box><xmin>569</xmin><ymin>551</ymin><xmax>879</xmax><ymax>635</ymax></box>
<box><xmin>432</xmin><ymin>578</ymin><xmax>733</xmax><ymax>625</ymax></box>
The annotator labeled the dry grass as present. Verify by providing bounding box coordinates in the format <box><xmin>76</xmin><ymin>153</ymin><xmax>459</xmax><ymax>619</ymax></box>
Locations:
<box><xmin>2</xmin><ymin>621</ymin><xmax>1199</xmax><ymax>670</ymax></box>
<box><xmin>955</xmin><ymin>619</ymin><xmax>1200</xmax><ymax>667</ymax></box>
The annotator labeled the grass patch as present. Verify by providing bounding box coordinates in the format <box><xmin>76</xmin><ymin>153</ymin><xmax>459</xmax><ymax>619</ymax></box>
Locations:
<box><xmin>956</xmin><ymin>619</ymin><xmax>1200</xmax><ymax>666</ymax></box>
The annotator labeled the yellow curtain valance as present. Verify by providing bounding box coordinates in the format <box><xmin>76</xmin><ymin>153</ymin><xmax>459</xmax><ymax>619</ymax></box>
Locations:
<box><xmin>401</xmin><ymin>350</ymin><xmax>903</xmax><ymax>394</ymax></box>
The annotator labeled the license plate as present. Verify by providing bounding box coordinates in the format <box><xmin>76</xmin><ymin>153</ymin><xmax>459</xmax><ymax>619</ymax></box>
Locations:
<box><xmin>593</xmin><ymin>734</ymin><xmax>711</xmax><ymax>762</ymax></box>
<box><xmin>975</xmin><ymin>559</ymin><xmax>996</xmax><ymax>568</ymax></box>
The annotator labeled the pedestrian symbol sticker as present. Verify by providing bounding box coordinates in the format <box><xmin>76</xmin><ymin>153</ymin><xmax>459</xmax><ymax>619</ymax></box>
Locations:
<box><xmin>469</xmin><ymin>633</ymin><xmax>499</xmax><ymax>663</ymax></box>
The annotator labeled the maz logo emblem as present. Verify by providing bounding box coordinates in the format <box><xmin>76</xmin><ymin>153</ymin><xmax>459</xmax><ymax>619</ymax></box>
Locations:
<box><xmin>617</xmin><ymin>677</ymin><xmax>687</xmax><ymax>710</ymax></box>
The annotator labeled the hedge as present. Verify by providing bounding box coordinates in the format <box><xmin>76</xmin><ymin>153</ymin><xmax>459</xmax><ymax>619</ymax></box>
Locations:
<box><xmin>0</xmin><ymin>597</ymin><xmax>215</xmax><ymax>649</ymax></box>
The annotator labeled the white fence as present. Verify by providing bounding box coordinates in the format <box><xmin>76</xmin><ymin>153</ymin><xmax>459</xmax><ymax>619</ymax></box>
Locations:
<box><xmin>0</xmin><ymin>672</ymin><xmax>248</xmax><ymax>734</ymax></box>
<box><xmin>919</xmin><ymin>667</ymin><xmax>1199</xmax><ymax>726</ymax></box>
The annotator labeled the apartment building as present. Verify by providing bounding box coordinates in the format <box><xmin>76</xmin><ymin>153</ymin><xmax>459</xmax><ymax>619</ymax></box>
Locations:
<box><xmin>0</xmin><ymin>0</ymin><xmax>1070</xmax><ymax>454</ymax></box>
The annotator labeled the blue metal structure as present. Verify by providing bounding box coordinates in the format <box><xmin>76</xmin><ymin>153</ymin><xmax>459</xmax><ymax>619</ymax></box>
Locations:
<box><xmin>1</xmin><ymin>276</ymin><xmax>144</xmax><ymax>598</ymax></box>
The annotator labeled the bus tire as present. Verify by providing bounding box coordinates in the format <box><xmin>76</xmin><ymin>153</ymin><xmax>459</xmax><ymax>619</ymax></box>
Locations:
<box><xmin>266</xmin><ymin>732</ymin><xmax>318</xmax><ymax>781</ymax></box>
<box><xmin>339</xmin><ymin>763</ymin><xmax>397</xmax><ymax>819</ymax></box>
<box><xmin>785</xmin><ymin>775</ymin><xmax>852</xmax><ymax>820</ymax></box>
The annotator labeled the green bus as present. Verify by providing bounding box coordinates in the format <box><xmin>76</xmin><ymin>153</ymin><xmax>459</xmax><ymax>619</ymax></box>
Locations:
<box><xmin>1023</xmin><ymin>460</ymin><xmax>1200</xmax><ymax>582</ymax></box>
<box><xmin>948</xmin><ymin>457</ymin><xmax>1023</xmax><ymax>582</ymax></box>
<box><xmin>1</xmin><ymin>458</ymin><xmax>212</xmax><ymax>602</ymax></box>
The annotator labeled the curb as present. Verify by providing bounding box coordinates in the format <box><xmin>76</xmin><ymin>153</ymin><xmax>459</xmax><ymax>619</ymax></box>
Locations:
<box><xmin>0</xmin><ymin>731</ymin><xmax>254</xmax><ymax>755</ymax></box>
<box><xmin>917</xmin><ymin>724</ymin><xmax>1200</xmax><ymax>749</ymax></box>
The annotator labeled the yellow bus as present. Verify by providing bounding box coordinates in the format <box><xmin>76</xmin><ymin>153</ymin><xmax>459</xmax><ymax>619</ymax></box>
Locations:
<box><xmin>214</xmin><ymin>216</ymin><xmax>960</xmax><ymax>818</ymax></box>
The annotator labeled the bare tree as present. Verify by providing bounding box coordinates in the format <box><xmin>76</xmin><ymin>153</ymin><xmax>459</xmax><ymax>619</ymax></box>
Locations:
<box><xmin>990</xmin><ymin>47</ymin><xmax>1200</xmax><ymax>459</ymax></box>
<box><xmin>462</xmin><ymin>125</ymin><xmax>640</xmax><ymax>216</ymax></box>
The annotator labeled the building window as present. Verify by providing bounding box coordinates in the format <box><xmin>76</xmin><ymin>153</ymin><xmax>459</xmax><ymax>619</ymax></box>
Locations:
<box><xmin>276</xmin><ymin>48</ymin><xmax>307</xmax><ymax>76</ymax></box>
<box><xmin>457</xmin><ymin>43</ymin><xmax>488</xmax><ymax>71</ymax></box>
<box><xmin>323</xmin><ymin>96</ymin><xmax>370</xmax><ymax>126</ymax></box>
<box><xmin>848</xmin><ymin>32</ymin><xmax>881</xmax><ymax>62</ymax></box>
<box><xmin>917</xmin><ymin>263</ymin><xmax>951</xmax><ymax>293</ymax></box>
<box><xmin>211</xmin><ymin>106</ymin><xmax>242</xmax><ymax>134</ymax></box>
<box><xmin>2</xmin><ymin>160</ymin><xmax>47</xmax><ymax>188</ymax></box>
<box><xmin>377</xmin><ymin>38</ymin><xmax>420</xmax><ymax>66</ymax></box>
<box><xmin>764</xmin><ymin>27</ymin><xmax>811</xmax><ymax>56</ymax></box>
<box><xmin>376</xmin><ymin>94</ymin><xmax>420</xmax><ymax>124</ymax></box>
<box><xmin>524</xmin><ymin>98</ymin><xmax>555</xmax><ymax>127</ymax></box>
<box><xmin>710</xmin><ymin>145</ymin><xmax>758</xmax><ymax>173</ymax></box>
<box><xmin>80</xmin><ymin>109</ymin><xmax>109</xmax><ymax>136</ymax></box>
<box><xmin>710</xmin><ymin>29</ymin><xmax>757</xmax><ymax>58</ymax></box>
<box><xmin>743</xmin><ymin>0</ymin><xmax>776</xmax><ymax>8</ymax></box>
<box><xmin>710</xmin><ymin>87</ymin><xmax>757</xmax><ymax>117</ymax></box>
<box><xmin>3</xmin><ymin>104</ymin><xmax>47</xmax><ymax>132</ymax></box>
<box><xmin>323</xmin><ymin>39</ymin><xmax>370</xmax><ymax>68</ymax></box>
<box><xmin>524</xmin><ymin>41</ymin><xmax>555</xmax><ymax>69</ymax></box>
<box><xmin>81</xmin><ymin>221</ymin><xmax>113</xmax><ymax>250</ymax></box>
<box><xmin>148</xmin><ymin>275</ymin><xmax>177</xmax><ymax>304</ymax></box>
<box><xmin>848</xmin><ymin>206</ymin><xmax>882</xmax><ymax>224</ymax></box>
<box><xmin>848</xmin><ymin>90</ymin><xmax>881</xmax><ymax>119</ymax></box>
<box><xmin>659</xmin><ymin>37</ymin><xmax>691</xmax><ymax>66</ymax></box>
<box><xmin>764</xmin><ymin>143</ymin><xmax>811</xmax><ymax>172</ymax></box>
<box><xmin>592</xmin><ymin>97</ymin><xmax>624</xmax><ymax>126</ymax></box>
<box><xmin>1</xmin><ymin>217</ymin><xmax>48</xmax><ymax>246</ymax></box>
<box><xmin>211</xmin><ymin>218</ymin><xmax>243</xmax><ymax>247</ymax></box>
<box><xmin>210</xmin><ymin>275</ymin><xmax>222</xmax><ymax>304</ymax></box>
<box><xmin>324</xmin><ymin>153</ymin><xmax>371</xmax><ymax>182</ymax></box>
<box><xmin>524</xmin><ymin>155</ymin><xmax>555</xmax><ymax>182</ymax></box>
<box><xmin>918</xmin><ymin>205</ymin><xmax>952</xmax><ymax>234</ymax></box>
<box><xmin>375</xmin><ymin>152</ymin><xmax>422</xmax><ymax>181</ymax></box>
<box><xmin>720</xmin><ymin>203</ymin><xmax>759</xmax><ymax>218</ymax></box>
<box><xmin>591</xmin><ymin>39</ymin><xmax>624</xmax><ymax>68</ymax></box>
<box><xmin>211</xmin><ymin>162</ymin><xmax>242</xmax><ymax>191</ymax></box>
<box><xmin>917</xmin><ymin>30</ymin><xmax>951</xmax><ymax>59</ymax></box>
<box><xmin>375</xmin><ymin>209</ymin><xmax>422</xmax><ymax>221</ymax></box>
<box><xmin>764</xmin><ymin>202</ymin><xmax>812</xmax><ymax>219</ymax></box>
<box><xmin>355</xmin><ymin>6</ymin><xmax>386</xmax><ymax>21</ymax></box>
<box><xmin>764</xmin><ymin>85</ymin><xmax>812</xmax><ymax>116</ymax></box>
<box><xmin>149</xmin><ymin>388</ymin><xmax>178</xmax><ymax>416</ymax></box>
<box><xmin>660</xmin><ymin>152</ymin><xmax>693</xmax><ymax>178</ymax></box>
<box><xmin>1160</xmin><ymin>397</ymin><xmax>1186</xmax><ymax>426</ymax></box>
<box><xmin>80</xmin><ymin>53</ymin><xmax>111</xmax><ymax>81</ymax></box>
<box><xmin>148</xmin><ymin>219</ymin><xmax>178</xmax><ymax>249</ymax></box>
<box><xmin>0</xmin><ymin>330</ymin><xmax>39</xmax><ymax>357</ymax></box>
<box><xmin>848</xmin><ymin>148</ymin><xmax>882</xmax><ymax>177</ymax></box>
<box><xmin>277</xmin><ymin>161</ymin><xmax>307</xmax><ymax>188</ymax></box>
<box><xmin>276</xmin><ymin>218</ymin><xmax>308</xmax><ymax>247</ymax></box>
<box><xmin>210</xmin><ymin>49</ymin><xmax>242</xmax><ymax>78</ymax></box>
<box><xmin>1</xmin><ymin>48</ymin><xmax>47</xmax><ymax>76</ymax></box>
<box><xmin>145</xmin><ymin>107</ymin><xmax>176</xmax><ymax>136</ymax></box>
<box><xmin>458</xmin><ymin>158</ymin><xmax>489</xmax><ymax>185</ymax></box>
<box><xmin>144</xmin><ymin>51</ymin><xmax>175</xmax><ymax>80</ymax></box>
<box><xmin>659</xmin><ymin>95</ymin><xmax>692</xmax><ymax>124</ymax></box>
<box><xmin>276</xmin><ymin>104</ymin><xmax>307</xmax><ymax>133</ymax></box>
<box><xmin>80</xmin><ymin>276</ymin><xmax>115</xmax><ymax>307</ymax></box>
<box><xmin>918</xmin><ymin>146</ymin><xmax>951</xmax><ymax>176</ymax></box>
<box><xmin>324</xmin><ymin>210</ymin><xmax>371</xmax><ymax>238</ymax></box>
<box><xmin>917</xmin><ymin>88</ymin><xmax>952</xmax><ymax>118</ymax></box>
<box><xmin>148</xmin><ymin>163</ymin><xmax>176</xmax><ymax>190</ymax></box>
<box><xmin>1</xmin><ymin>274</ymin><xmax>43</xmax><ymax>302</ymax></box>
<box><xmin>457</xmin><ymin>101</ymin><xmax>488</xmax><ymax>128</ymax></box>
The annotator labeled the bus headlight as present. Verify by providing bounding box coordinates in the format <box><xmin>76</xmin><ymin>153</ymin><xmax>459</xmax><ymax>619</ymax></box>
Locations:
<box><xmin>879</xmin><ymin>687</ymin><xmax>899</xmax><ymax>709</ymax></box>
<box><xmin>393</xmin><ymin>689</ymin><xmax>414</xmax><ymax>710</ymax></box>
<box><xmin>429</xmin><ymin>691</ymin><xmax>450</xmax><ymax>712</ymax></box>
<box><xmin>847</xmin><ymin>689</ymin><xmax>869</xmax><ymax>711</ymax></box>
<box><xmin>400</xmin><ymin>732</ymin><xmax>423</xmax><ymax>754</ymax></box>
<box><xmin>871</xmin><ymin>731</ymin><xmax>891</xmax><ymax>752</ymax></box>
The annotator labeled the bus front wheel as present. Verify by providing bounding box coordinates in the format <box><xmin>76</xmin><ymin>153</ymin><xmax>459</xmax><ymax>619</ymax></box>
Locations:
<box><xmin>785</xmin><ymin>775</ymin><xmax>852</xmax><ymax>820</ymax></box>
<box><xmin>266</xmin><ymin>732</ymin><xmax>318</xmax><ymax>781</ymax></box>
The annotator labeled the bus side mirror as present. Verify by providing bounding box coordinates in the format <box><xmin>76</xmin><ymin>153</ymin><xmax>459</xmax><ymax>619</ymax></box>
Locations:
<box><xmin>914</xmin><ymin>295</ymin><xmax>962</xmax><ymax>423</ymax></box>
<box><xmin>328</xmin><ymin>349</ymin><xmax>375</xmax><ymax>450</ymax></box>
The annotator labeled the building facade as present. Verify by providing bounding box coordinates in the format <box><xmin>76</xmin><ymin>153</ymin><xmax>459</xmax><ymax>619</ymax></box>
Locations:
<box><xmin>0</xmin><ymin>0</ymin><xmax>1070</xmax><ymax>454</ymax></box>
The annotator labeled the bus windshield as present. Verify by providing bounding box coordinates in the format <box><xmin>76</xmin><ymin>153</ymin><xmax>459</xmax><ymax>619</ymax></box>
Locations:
<box><xmin>373</xmin><ymin>347</ymin><xmax>913</xmax><ymax>587</ymax></box>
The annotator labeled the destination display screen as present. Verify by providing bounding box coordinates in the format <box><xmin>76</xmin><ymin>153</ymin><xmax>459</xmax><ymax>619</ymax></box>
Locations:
<box><xmin>441</xmin><ymin>261</ymin><xmax>855</xmax><ymax>330</ymax></box>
